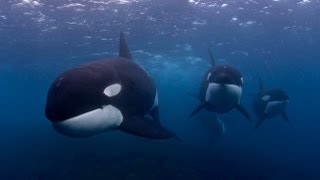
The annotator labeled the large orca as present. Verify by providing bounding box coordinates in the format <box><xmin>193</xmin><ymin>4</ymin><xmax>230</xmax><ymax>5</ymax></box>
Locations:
<box><xmin>189</xmin><ymin>49</ymin><xmax>251</xmax><ymax>121</ymax></box>
<box><xmin>45</xmin><ymin>32</ymin><xmax>176</xmax><ymax>139</ymax></box>
<box><xmin>253</xmin><ymin>78</ymin><xmax>289</xmax><ymax>128</ymax></box>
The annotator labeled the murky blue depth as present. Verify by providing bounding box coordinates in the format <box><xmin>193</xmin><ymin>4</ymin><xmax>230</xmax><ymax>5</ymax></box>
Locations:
<box><xmin>0</xmin><ymin>0</ymin><xmax>320</xmax><ymax>179</ymax></box>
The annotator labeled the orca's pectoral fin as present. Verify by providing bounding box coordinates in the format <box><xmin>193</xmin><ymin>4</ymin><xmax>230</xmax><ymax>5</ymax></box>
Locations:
<box><xmin>119</xmin><ymin>32</ymin><xmax>133</xmax><ymax>60</ymax></box>
<box><xmin>188</xmin><ymin>103</ymin><xmax>207</xmax><ymax>118</ymax></box>
<box><xmin>149</xmin><ymin>106</ymin><xmax>160</xmax><ymax>122</ymax></box>
<box><xmin>281</xmin><ymin>112</ymin><xmax>288</xmax><ymax>122</ymax></box>
<box><xmin>235</xmin><ymin>104</ymin><xmax>252</xmax><ymax>122</ymax></box>
<box><xmin>119</xmin><ymin>116</ymin><xmax>178</xmax><ymax>140</ymax></box>
<box><xmin>148</xmin><ymin>108</ymin><xmax>182</xmax><ymax>141</ymax></box>
<box><xmin>255</xmin><ymin>118</ymin><xmax>265</xmax><ymax>128</ymax></box>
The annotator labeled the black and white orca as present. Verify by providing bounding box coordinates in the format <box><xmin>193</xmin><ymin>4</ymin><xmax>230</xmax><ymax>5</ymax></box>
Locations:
<box><xmin>189</xmin><ymin>49</ymin><xmax>251</xmax><ymax>121</ymax></box>
<box><xmin>253</xmin><ymin>78</ymin><xmax>289</xmax><ymax>128</ymax></box>
<box><xmin>45</xmin><ymin>32</ymin><xmax>176</xmax><ymax>139</ymax></box>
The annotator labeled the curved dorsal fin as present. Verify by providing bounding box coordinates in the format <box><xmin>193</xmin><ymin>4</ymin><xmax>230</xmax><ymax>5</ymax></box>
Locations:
<box><xmin>258</xmin><ymin>77</ymin><xmax>264</xmax><ymax>91</ymax></box>
<box><xmin>119</xmin><ymin>32</ymin><xmax>132</xmax><ymax>60</ymax></box>
<box><xmin>208</xmin><ymin>48</ymin><xmax>216</xmax><ymax>66</ymax></box>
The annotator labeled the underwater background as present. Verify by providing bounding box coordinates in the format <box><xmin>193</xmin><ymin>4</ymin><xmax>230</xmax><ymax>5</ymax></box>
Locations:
<box><xmin>0</xmin><ymin>0</ymin><xmax>320</xmax><ymax>179</ymax></box>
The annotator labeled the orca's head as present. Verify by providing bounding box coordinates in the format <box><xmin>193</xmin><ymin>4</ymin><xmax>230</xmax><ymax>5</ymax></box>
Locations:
<box><xmin>261</xmin><ymin>89</ymin><xmax>289</xmax><ymax>116</ymax></box>
<box><xmin>205</xmin><ymin>65</ymin><xmax>244</xmax><ymax>107</ymax></box>
<box><xmin>45</xmin><ymin>63</ymin><xmax>124</xmax><ymax>137</ymax></box>
<box><xmin>207</xmin><ymin>65</ymin><xmax>243</xmax><ymax>87</ymax></box>
<box><xmin>263</xmin><ymin>89</ymin><xmax>289</xmax><ymax>102</ymax></box>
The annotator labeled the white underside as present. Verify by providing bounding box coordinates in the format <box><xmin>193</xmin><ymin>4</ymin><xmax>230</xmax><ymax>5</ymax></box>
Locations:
<box><xmin>52</xmin><ymin>105</ymin><xmax>123</xmax><ymax>137</ymax></box>
<box><xmin>144</xmin><ymin>91</ymin><xmax>158</xmax><ymax>120</ymax></box>
<box><xmin>205</xmin><ymin>82</ymin><xmax>242</xmax><ymax>108</ymax></box>
<box><xmin>150</xmin><ymin>91</ymin><xmax>158</xmax><ymax>111</ymax></box>
<box><xmin>264</xmin><ymin>100</ymin><xmax>288</xmax><ymax>116</ymax></box>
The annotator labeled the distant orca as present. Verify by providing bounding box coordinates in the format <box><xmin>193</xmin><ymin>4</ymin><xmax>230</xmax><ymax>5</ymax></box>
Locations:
<box><xmin>253</xmin><ymin>78</ymin><xmax>289</xmax><ymax>128</ymax></box>
<box><xmin>45</xmin><ymin>32</ymin><xmax>176</xmax><ymax>139</ymax></box>
<box><xmin>188</xmin><ymin>49</ymin><xmax>251</xmax><ymax>121</ymax></box>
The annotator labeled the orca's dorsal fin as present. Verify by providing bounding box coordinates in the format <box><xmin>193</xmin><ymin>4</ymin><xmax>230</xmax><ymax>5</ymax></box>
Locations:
<box><xmin>258</xmin><ymin>77</ymin><xmax>264</xmax><ymax>91</ymax></box>
<box><xmin>208</xmin><ymin>48</ymin><xmax>216</xmax><ymax>66</ymax></box>
<box><xmin>119</xmin><ymin>32</ymin><xmax>132</xmax><ymax>60</ymax></box>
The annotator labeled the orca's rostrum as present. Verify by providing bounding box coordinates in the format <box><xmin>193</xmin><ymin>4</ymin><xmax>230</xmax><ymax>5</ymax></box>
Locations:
<box><xmin>45</xmin><ymin>32</ymin><xmax>177</xmax><ymax>140</ymax></box>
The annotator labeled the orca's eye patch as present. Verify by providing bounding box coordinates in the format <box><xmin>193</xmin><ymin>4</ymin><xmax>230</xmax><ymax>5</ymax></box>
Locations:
<box><xmin>262</xmin><ymin>95</ymin><xmax>270</xmax><ymax>101</ymax></box>
<box><xmin>103</xmin><ymin>83</ymin><xmax>122</xmax><ymax>97</ymax></box>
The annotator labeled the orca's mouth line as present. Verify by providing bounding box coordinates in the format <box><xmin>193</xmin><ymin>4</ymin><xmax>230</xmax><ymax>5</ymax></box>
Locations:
<box><xmin>208</xmin><ymin>82</ymin><xmax>241</xmax><ymax>90</ymax></box>
<box><xmin>213</xmin><ymin>83</ymin><xmax>238</xmax><ymax>86</ymax></box>
<box><xmin>53</xmin><ymin>108</ymin><xmax>103</xmax><ymax>123</ymax></box>
<box><xmin>55</xmin><ymin>104</ymin><xmax>119</xmax><ymax>123</ymax></box>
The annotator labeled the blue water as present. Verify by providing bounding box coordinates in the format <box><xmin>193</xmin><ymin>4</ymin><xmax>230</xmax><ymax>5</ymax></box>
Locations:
<box><xmin>1</xmin><ymin>0</ymin><xmax>320</xmax><ymax>179</ymax></box>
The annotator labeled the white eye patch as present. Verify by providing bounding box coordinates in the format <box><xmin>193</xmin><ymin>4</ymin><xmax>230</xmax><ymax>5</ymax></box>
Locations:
<box><xmin>262</xmin><ymin>95</ymin><xmax>270</xmax><ymax>101</ymax></box>
<box><xmin>103</xmin><ymin>83</ymin><xmax>122</xmax><ymax>97</ymax></box>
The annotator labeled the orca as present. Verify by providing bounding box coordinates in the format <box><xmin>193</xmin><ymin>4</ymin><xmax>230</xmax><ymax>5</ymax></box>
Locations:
<box><xmin>253</xmin><ymin>78</ymin><xmax>289</xmax><ymax>128</ymax></box>
<box><xmin>188</xmin><ymin>49</ymin><xmax>251</xmax><ymax>121</ymax></box>
<box><xmin>45</xmin><ymin>32</ymin><xmax>177</xmax><ymax>140</ymax></box>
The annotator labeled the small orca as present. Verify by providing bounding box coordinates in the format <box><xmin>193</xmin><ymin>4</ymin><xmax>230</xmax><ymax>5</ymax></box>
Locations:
<box><xmin>253</xmin><ymin>78</ymin><xmax>289</xmax><ymax>128</ymax></box>
<box><xmin>45</xmin><ymin>32</ymin><xmax>177</xmax><ymax>140</ymax></box>
<box><xmin>188</xmin><ymin>49</ymin><xmax>251</xmax><ymax>121</ymax></box>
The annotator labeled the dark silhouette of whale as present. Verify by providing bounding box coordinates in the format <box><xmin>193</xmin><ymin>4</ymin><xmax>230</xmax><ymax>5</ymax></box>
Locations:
<box><xmin>45</xmin><ymin>32</ymin><xmax>176</xmax><ymax>139</ymax></box>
